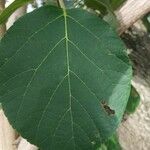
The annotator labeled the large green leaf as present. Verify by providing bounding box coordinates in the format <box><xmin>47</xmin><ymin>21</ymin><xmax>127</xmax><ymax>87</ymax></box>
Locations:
<box><xmin>0</xmin><ymin>6</ymin><xmax>132</xmax><ymax>150</ymax></box>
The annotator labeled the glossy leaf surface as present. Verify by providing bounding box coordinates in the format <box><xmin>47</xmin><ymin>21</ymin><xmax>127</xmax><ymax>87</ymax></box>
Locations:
<box><xmin>0</xmin><ymin>6</ymin><xmax>132</xmax><ymax>150</ymax></box>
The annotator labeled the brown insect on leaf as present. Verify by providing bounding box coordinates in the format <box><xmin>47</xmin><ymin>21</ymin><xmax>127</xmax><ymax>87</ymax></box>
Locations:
<box><xmin>101</xmin><ymin>101</ymin><xmax>115</xmax><ymax>116</ymax></box>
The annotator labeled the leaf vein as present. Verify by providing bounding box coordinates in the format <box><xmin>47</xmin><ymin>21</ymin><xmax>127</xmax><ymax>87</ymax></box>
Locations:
<box><xmin>67</xmin><ymin>15</ymin><xmax>128</xmax><ymax>66</ymax></box>
<box><xmin>14</xmin><ymin>37</ymin><xmax>65</xmax><ymax>124</ymax></box>
<box><xmin>0</xmin><ymin>14</ymin><xmax>63</xmax><ymax>70</ymax></box>
<box><xmin>34</xmin><ymin>73</ymin><xmax>69</xmax><ymax>142</ymax></box>
<box><xmin>70</xmin><ymin>70</ymin><xmax>100</xmax><ymax>101</ymax></box>
<box><xmin>0</xmin><ymin>69</ymin><xmax>35</xmax><ymax>87</ymax></box>
<box><xmin>71</xmin><ymin>96</ymin><xmax>101</xmax><ymax>140</ymax></box>
<box><xmin>68</xmin><ymin>40</ymin><xmax>103</xmax><ymax>72</ymax></box>
<box><xmin>69</xmin><ymin>40</ymin><xmax>128</xmax><ymax>87</ymax></box>
<box><xmin>73</xmin><ymin>122</ymin><xmax>91</xmax><ymax>143</ymax></box>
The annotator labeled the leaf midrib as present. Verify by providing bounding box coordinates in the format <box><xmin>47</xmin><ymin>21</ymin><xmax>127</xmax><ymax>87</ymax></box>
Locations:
<box><xmin>63</xmin><ymin>8</ymin><xmax>75</xmax><ymax>149</ymax></box>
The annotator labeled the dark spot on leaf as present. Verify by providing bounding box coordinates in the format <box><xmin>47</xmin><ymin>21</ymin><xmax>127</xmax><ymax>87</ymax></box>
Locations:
<box><xmin>101</xmin><ymin>101</ymin><xmax>115</xmax><ymax>116</ymax></box>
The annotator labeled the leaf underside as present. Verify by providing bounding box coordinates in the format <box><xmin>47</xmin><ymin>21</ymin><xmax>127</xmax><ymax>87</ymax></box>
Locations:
<box><xmin>0</xmin><ymin>6</ymin><xmax>132</xmax><ymax>150</ymax></box>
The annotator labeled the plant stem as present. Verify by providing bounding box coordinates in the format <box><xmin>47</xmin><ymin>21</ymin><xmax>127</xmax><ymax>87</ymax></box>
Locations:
<box><xmin>58</xmin><ymin>0</ymin><xmax>65</xmax><ymax>9</ymax></box>
<box><xmin>56</xmin><ymin>0</ymin><xmax>60</xmax><ymax>7</ymax></box>
<box><xmin>0</xmin><ymin>0</ymin><xmax>6</xmax><ymax>38</ymax></box>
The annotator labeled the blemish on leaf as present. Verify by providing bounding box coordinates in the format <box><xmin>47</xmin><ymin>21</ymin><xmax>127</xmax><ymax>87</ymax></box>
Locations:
<box><xmin>91</xmin><ymin>141</ymin><xmax>96</xmax><ymax>145</ymax></box>
<box><xmin>101</xmin><ymin>101</ymin><xmax>115</xmax><ymax>116</ymax></box>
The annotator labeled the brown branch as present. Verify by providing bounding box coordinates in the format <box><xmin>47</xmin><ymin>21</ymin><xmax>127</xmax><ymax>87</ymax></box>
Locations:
<box><xmin>58</xmin><ymin>0</ymin><xmax>65</xmax><ymax>8</ymax></box>
<box><xmin>7</xmin><ymin>5</ymin><xmax>27</xmax><ymax>29</ymax></box>
<box><xmin>0</xmin><ymin>0</ymin><xmax>6</xmax><ymax>37</ymax></box>
<box><xmin>17</xmin><ymin>137</ymin><xmax>38</xmax><ymax>150</ymax></box>
<box><xmin>116</xmin><ymin>0</ymin><xmax>150</xmax><ymax>34</ymax></box>
<box><xmin>0</xmin><ymin>0</ymin><xmax>17</xmax><ymax>149</ymax></box>
<box><xmin>0</xmin><ymin>110</ymin><xmax>17</xmax><ymax>150</ymax></box>
<box><xmin>0</xmin><ymin>2</ymin><xmax>28</xmax><ymax>150</ymax></box>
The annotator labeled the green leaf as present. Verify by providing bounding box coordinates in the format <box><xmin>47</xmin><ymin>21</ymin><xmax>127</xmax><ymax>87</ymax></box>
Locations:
<box><xmin>84</xmin><ymin>0</ymin><xmax>113</xmax><ymax>15</ymax></box>
<box><xmin>103</xmin><ymin>133</ymin><xmax>121</xmax><ymax>150</ymax></box>
<box><xmin>85</xmin><ymin>0</ymin><xmax>126</xmax><ymax>13</ymax></box>
<box><xmin>92</xmin><ymin>0</ymin><xmax>110</xmax><ymax>8</ymax></box>
<box><xmin>125</xmin><ymin>86</ymin><xmax>140</xmax><ymax>114</ymax></box>
<box><xmin>84</xmin><ymin>0</ymin><xmax>118</xmax><ymax>29</ymax></box>
<box><xmin>0</xmin><ymin>0</ymin><xmax>32</xmax><ymax>25</ymax></box>
<box><xmin>99</xmin><ymin>144</ymin><xmax>107</xmax><ymax>150</ymax></box>
<box><xmin>110</xmin><ymin>0</ymin><xmax>126</xmax><ymax>10</ymax></box>
<box><xmin>95</xmin><ymin>0</ymin><xmax>112</xmax><ymax>11</ymax></box>
<box><xmin>98</xmin><ymin>133</ymin><xmax>121</xmax><ymax>150</ymax></box>
<box><xmin>85</xmin><ymin>0</ymin><xmax>107</xmax><ymax>14</ymax></box>
<box><xmin>143</xmin><ymin>13</ymin><xmax>150</xmax><ymax>32</ymax></box>
<box><xmin>0</xmin><ymin>6</ymin><xmax>132</xmax><ymax>150</ymax></box>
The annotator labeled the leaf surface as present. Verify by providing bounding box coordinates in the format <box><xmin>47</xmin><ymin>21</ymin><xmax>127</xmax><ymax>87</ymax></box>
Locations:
<box><xmin>0</xmin><ymin>6</ymin><xmax>132</xmax><ymax>150</ymax></box>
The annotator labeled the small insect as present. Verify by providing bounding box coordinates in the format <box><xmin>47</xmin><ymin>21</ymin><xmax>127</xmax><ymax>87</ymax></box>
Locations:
<box><xmin>101</xmin><ymin>101</ymin><xmax>115</xmax><ymax>116</ymax></box>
